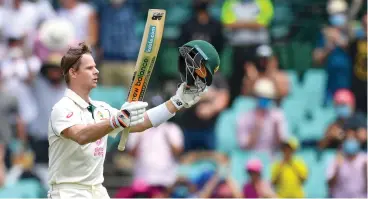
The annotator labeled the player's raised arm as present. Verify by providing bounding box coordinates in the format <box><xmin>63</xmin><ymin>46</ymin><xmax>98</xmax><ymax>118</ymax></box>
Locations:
<box><xmin>131</xmin><ymin>40</ymin><xmax>221</xmax><ymax>133</ymax></box>
<box><xmin>52</xmin><ymin>102</ymin><xmax>147</xmax><ymax>145</ymax></box>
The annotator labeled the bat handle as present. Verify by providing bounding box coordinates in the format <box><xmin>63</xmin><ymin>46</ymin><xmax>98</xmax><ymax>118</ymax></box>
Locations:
<box><xmin>118</xmin><ymin>127</ymin><xmax>131</xmax><ymax>151</ymax></box>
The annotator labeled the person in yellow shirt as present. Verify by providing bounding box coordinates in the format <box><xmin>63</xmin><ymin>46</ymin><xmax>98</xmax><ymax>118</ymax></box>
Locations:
<box><xmin>271</xmin><ymin>137</ymin><xmax>308</xmax><ymax>198</ymax></box>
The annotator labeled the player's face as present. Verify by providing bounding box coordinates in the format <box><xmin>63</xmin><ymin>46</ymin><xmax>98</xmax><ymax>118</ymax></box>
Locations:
<box><xmin>75</xmin><ymin>54</ymin><xmax>99</xmax><ymax>89</ymax></box>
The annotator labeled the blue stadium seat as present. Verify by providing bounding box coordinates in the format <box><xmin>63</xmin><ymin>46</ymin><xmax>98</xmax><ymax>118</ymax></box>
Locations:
<box><xmin>286</xmin><ymin>70</ymin><xmax>302</xmax><ymax>97</ymax></box>
<box><xmin>302</xmin><ymin>69</ymin><xmax>327</xmax><ymax>111</ymax></box>
<box><xmin>0</xmin><ymin>179</ymin><xmax>45</xmax><ymax>198</ymax></box>
<box><xmin>231</xmin><ymin>96</ymin><xmax>256</xmax><ymax>116</ymax></box>
<box><xmin>90</xmin><ymin>86</ymin><xmax>127</xmax><ymax>109</ymax></box>
<box><xmin>281</xmin><ymin>96</ymin><xmax>306</xmax><ymax>133</ymax></box>
<box><xmin>297</xmin><ymin>107</ymin><xmax>333</xmax><ymax>141</ymax></box>
<box><xmin>230</xmin><ymin>150</ymin><xmax>271</xmax><ymax>186</ymax></box>
<box><xmin>215</xmin><ymin>110</ymin><xmax>238</xmax><ymax>153</ymax></box>
<box><xmin>178</xmin><ymin>159</ymin><xmax>217</xmax><ymax>180</ymax></box>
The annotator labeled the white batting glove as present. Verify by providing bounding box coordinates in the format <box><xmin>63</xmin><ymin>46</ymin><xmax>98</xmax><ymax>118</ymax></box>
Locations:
<box><xmin>170</xmin><ymin>82</ymin><xmax>208</xmax><ymax>110</ymax></box>
<box><xmin>110</xmin><ymin>101</ymin><xmax>148</xmax><ymax>129</ymax></box>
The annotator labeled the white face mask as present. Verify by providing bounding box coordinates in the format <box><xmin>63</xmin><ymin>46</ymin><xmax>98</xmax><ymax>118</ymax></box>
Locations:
<box><xmin>8</xmin><ymin>47</ymin><xmax>23</xmax><ymax>59</ymax></box>
<box><xmin>110</xmin><ymin>0</ymin><xmax>126</xmax><ymax>5</ymax></box>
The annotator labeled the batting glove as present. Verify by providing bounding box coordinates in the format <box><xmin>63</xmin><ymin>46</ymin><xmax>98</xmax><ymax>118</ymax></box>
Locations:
<box><xmin>170</xmin><ymin>82</ymin><xmax>208</xmax><ymax>110</ymax></box>
<box><xmin>110</xmin><ymin>101</ymin><xmax>148</xmax><ymax>129</ymax></box>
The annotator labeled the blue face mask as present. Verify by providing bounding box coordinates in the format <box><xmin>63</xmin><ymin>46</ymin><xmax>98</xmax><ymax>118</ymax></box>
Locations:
<box><xmin>335</xmin><ymin>105</ymin><xmax>352</xmax><ymax>119</ymax></box>
<box><xmin>329</xmin><ymin>14</ymin><xmax>347</xmax><ymax>26</ymax></box>
<box><xmin>258</xmin><ymin>97</ymin><xmax>272</xmax><ymax>109</ymax></box>
<box><xmin>172</xmin><ymin>186</ymin><xmax>190</xmax><ymax>198</ymax></box>
<box><xmin>342</xmin><ymin>139</ymin><xmax>360</xmax><ymax>155</ymax></box>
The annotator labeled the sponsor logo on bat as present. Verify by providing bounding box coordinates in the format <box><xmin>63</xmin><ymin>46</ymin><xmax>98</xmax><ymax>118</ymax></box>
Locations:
<box><xmin>152</xmin><ymin>12</ymin><xmax>164</xmax><ymax>20</ymax></box>
<box><xmin>132</xmin><ymin>57</ymin><xmax>149</xmax><ymax>101</ymax></box>
<box><xmin>145</xmin><ymin>25</ymin><xmax>156</xmax><ymax>53</ymax></box>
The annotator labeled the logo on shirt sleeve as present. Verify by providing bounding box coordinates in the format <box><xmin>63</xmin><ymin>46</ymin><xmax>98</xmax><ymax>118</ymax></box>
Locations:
<box><xmin>66</xmin><ymin>112</ymin><xmax>73</xmax><ymax>118</ymax></box>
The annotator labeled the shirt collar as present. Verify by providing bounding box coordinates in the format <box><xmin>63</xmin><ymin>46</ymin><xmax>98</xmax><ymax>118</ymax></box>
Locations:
<box><xmin>64</xmin><ymin>88</ymin><xmax>93</xmax><ymax>109</ymax></box>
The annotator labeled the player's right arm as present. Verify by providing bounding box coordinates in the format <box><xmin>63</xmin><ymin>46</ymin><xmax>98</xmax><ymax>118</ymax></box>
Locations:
<box><xmin>51</xmin><ymin>101</ymin><xmax>147</xmax><ymax>145</ymax></box>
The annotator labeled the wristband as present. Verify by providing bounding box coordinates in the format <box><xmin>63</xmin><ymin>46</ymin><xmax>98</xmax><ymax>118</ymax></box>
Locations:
<box><xmin>170</xmin><ymin>95</ymin><xmax>185</xmax><ymax>110</ymax></box>
<box><xmin>146</xmin><ymin>103</ymin><xmax>175</xmax><ymax>127</ymax></box>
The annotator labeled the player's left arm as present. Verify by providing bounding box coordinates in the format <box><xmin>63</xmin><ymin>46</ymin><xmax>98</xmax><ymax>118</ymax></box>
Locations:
<box><xmin>131</xmin><ymin>82</ymin><xmax>206</xmax><ymax>133</ymax></box>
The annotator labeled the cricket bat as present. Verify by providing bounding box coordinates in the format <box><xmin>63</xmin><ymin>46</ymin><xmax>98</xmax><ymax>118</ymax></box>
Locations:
<box><xmin>118</xmin><ymin>9</ymin><xmax>166</xmax><ymax>151</ymax></box>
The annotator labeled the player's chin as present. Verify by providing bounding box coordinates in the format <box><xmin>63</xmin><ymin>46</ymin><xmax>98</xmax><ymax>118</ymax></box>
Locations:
<box><xmin>91</xmin><ymin>80</ymin><xmax>98</xmax><ymax>88</ymax></box>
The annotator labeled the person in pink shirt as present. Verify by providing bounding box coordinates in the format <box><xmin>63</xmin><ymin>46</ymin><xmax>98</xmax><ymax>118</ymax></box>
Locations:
<box><xmin>237</xmin><ymin>78</ymin><xmax>288</xmax><ymax>156</ymax></box>
<box><xmin>243</xmin><ymin>158</ymin><xmax>276</xmax><ymax>198</ymax></box>
<box><xmin>327</xmin><ymin>137</ymin><xmax>367</xmax><ymax>198</ymax></box>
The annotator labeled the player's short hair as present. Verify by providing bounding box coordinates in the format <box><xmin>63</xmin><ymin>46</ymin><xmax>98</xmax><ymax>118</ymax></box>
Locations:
<box><xmin>60</xmin><ymin>42</ymin><xmax>92</xmax><ymax>84</ymax></box>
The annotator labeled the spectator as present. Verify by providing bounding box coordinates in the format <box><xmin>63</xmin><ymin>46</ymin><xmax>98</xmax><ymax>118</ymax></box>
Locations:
<box><xmin>243</xmin><ymin>158</ymin><xmax>276</xmax><ymax>198</ymax></box>
<box><xmin>237</xmin><ymin>78</ymin><xmax>288</xmax><ymax>156</ymax></box>
<box><xmin>33</xmin><ymin>17</ymin><xmax>77</xmax><ymax>63</ymax></box>
<box><xmin>168</xmin><ymin>177</ymin><xmax>198</xmax><ymax>198</ymax></box>
<box><xmin>349</xmin><ymin>13</ymin><xmax>367</xmax><ymax>114</ymax></box>
<box><xmin>114</xmin><ymin>178</ymin><xmax>157</xmax><ymax>198</ymax></box>
<box><xmin>178</xmin><ymin>72</ymin><xmax>229</xmax><ymax>152</ymax></box>
<box><xmin>28</xmin><ymin>53</ymin><xmax>66</xmax><ymax>189</ymax></box>
<box><xmin>95</xmin><ymin>0</ymin><xmax>140</xmax><ymax>88</ymax></box>
<box><xmin>57</xmin><ymin>0</ymin><xmax>98</xmax><ymax>47</ymax></box>
<box><xmin>221</xmin><ymin>0</ymin><xmax>274</xmax><ymax>107</ymax></box>
<box><xmin>242</xmin><ymin>44</ymin><xmax>290</xmax><ymax>106</ymax></box>
<box><xmin>178</xmin><ymin>0</ymin><xmax>224</xmax><ymax>54</ymax></box>
<box><xmin>0</xmin><ymin>76</ymin><xmax>26</xmax><ymax>187</ymax></box>
<box><xmin>313</xmin><ymin>0</ymin><xmax>352</xmax><ymax>105</ymax></box>
<box><xmin>327</xmin><ymin>138</ymin><xmax>367</xmax><ymax>198</ymax></box>
<box><xmin>0</xmin><ymin>30</ymin><xmax>41</xmax><ymax>127</ymax></box>
<box><xmin>194</xmin><ymin>158</ymin><xmax>243</xmax><ymax>198</ymax></box>
<box><xmin>319</xmin><ymin>89</ymin><xmax>366</xmax><ymax>150</ymax></box>
<box><xmin>126</xmin><ymin>92</ymin><xmax>184</xmax><ymax>188</ymax></box>
<box><xmin>271</xmin><ymin>137</ymin><xmax>308</xmax><ymax>198</ymax></box>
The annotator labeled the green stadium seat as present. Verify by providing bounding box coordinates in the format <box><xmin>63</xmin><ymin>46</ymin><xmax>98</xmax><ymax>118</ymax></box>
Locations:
<box><xmin>230</xmin><ymin>150</ymin><xmax>272</xmax><ymax>186</ymax></box>
<box><xmin>219</xmin><ymin>45</ymin><xmax>233</xmax><ymax>78</ymax></box>
<box><xmin>270</xmin><ymin>1</ymin><xmax>294</xmax><ymax>40</ymax></box>
<box><xmin>90</xmin><ymin>86</ymin><xmax>127</xmax><ymax>109</ymax></box>
<box><xmin>215</xmin><ymin>109</ymin><xmax>238</xmax><ymax>153</ymax></box>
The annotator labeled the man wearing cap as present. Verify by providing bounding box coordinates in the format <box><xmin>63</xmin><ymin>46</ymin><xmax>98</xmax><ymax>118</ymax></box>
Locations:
<box><xmin>243</xmin><ymin>44</ymin><xmax>289</xmax><ymax>105</ymax></box>
<box><xmin>237</xmin><ymin>78</ymin><xmax>288</xmax><ymax>156</ymax></box>
<box><xmin>313</xmin><ymin>0</ymin><xmax>352</xmax><ymax>105</ymax></box>
<box><xmin>271</xmin><ymin>137</ymin><xmax>308</xmax><ymax>198</ymax></box>
<box><xmin>319</xmin><ymin>89</ymin><xmax>366</xmax><ymax>150</ymax></box>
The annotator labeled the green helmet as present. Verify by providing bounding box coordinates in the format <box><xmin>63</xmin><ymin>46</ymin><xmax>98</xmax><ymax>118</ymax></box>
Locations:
<box><xmin>178</xmin><ymin>40</ymin><xmax>220</xmax><ymax>87</ymax></box>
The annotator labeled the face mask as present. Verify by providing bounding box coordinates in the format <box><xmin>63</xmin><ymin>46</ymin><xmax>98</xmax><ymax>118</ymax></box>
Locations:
<box><xmin>329</xmin><ymin>14</ymin><xmax>347</xmax><ymax>27</ymax></box>
<box><xmin>342</xmin><ymin>139</ymin><xmax>360</xmax><ymax>155</ymax></box>
<box><xmin>172</xmin><ymin>185</ymin><xmax>190</xmax><ymax>198</ymax></box>
<box><xmin>335</xmin><ymin>105</ymin><xmax>352</xmax><ymax>119</ymax></box>
<box><xmin>8</xmin><ymin>47</ymin><xmax>23</xmax><ymax>59</ymax></box>
<box><xmin>257</xmin><ymin>97</ymin><xmax>272</xmax><ymax>109</ymax></box>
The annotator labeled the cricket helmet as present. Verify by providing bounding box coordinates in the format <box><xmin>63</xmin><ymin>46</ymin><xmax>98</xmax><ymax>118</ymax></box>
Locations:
<box><xmin>178</xmin><ymin>40</ymin><xmax>220</xmax><ymax>91</ymax></box>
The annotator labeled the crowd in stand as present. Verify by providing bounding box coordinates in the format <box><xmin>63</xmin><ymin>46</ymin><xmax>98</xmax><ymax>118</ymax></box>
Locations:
<box><xmin>0</xmin><ymin>0</ymin><xmax>366</xmax><ymax>198</ymax></box>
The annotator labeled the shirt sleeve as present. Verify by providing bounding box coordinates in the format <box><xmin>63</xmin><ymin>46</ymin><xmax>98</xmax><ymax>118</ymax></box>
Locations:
<box><xmin>237</xmin><ymin>113</ymin><xmax>252</xmax><ymax>148</ymax></box>
<box><xmin>276</xmin><ymin>111</ymin><xmax>289</xmax><ymax>141</ymax></box>
<box><xmin>293</xmin><ymin>159</ymin><xmax>308</xmax><ymax>179</ymax></box>
<box><xmin>270</xmin><ymin>162</ymin><xmax>280</xmax><ymax>182</ymax></box>
<box><xmin>166</xmin><ymin>123</ymin><xmax>184</xmax><ymax>148</ymax></box>
<box><xmin>50</xmin><ymin>105</ymin><xmax>82</xmax><ymax>137</ymax></box>
<box><xmin>221</xmin><ymin>0</ymin><xmax>237</xmax><ymax>25</ymax></box>
<box><xmin>326</xmin><ymin>159</ymin><xmax>337</xmax><ymax>180</ymax></box>
<box><xmin>256</xmin><ymin>0</ymin><xmax>274</xmax><ymax>26</ymax></box>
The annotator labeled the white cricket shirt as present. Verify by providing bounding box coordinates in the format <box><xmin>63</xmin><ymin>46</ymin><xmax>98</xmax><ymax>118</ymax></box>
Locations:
<box><xmin>48</xmin><ymin>88</ymin><xmax>119</xmax><ymax>186</ymax></box>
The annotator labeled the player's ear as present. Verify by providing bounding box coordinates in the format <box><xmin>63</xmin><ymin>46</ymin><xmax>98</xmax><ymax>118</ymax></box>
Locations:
<box><xmin>69</xmin><ymin>68</ymin><xmax>77</xmax><ymax>79</ymax></box>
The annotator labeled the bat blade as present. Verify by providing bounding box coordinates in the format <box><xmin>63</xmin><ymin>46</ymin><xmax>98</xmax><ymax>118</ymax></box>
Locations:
<box><xmin>118</xmin><ymin>9</ymin><xmax>166</xmax><ymax>151</ymax></box>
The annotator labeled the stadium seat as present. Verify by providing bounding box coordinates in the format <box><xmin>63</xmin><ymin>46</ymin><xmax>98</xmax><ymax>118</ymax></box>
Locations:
<box><xmin>0</xmin><ymin>179</ymin><xmax>45</xmax><ymax>198</ymax></box>
<box><xmin>302</xmin><ymin>69</ymin><xmax>327</xmax><ymax>111</ymax></box>
<box><xmin>219</xmin><ymin>45</ymin><xmax>233</xmax><ymax>78</ymax></box>
<box><xmin>90</xmin><ymin>86</ymin><xmax>127</xmax><ymax>109</ymax></box>
<box><xmin>215</xmin><ymin>109</ymin><xmax>238</xmax><ymax>153</ymax></box>
<box><xmin>298</xmin><ymin>117</ymin><xmax>327</xmax><ymax>142</ymax></box>
<box><xmin>230</xmin><ymin>150</ymin><xmax>272</xmax><ymax>186</ymax></box>
<box><xmin>285</xmin><ymin>70</ymin><xmax>303</xmax><ymax>97</ymax></box>
<box><xmin>178</xmin><ymin>159</ymin><xmax>217</xmax><ymax>180</ymax></box>
<box><xmin>281</xmin><ymin>96</ymin><xmax>306</xmax><ymax>133</ymax></box>
<box><xmin>231</xmin><ymin>96</ymin><xmax>256</xmax><ymax>116</ymax></box>
<box><xmin>270</xmin><ymin>1</ymin><xmax>294</xmax><ymax>40</ymax></box>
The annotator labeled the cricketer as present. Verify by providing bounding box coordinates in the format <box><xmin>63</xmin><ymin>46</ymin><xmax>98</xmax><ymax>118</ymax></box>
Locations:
<box><xmin>47</xmin><ymin>40</ymin><xmax>220</xmax><ymax>199</ymax></box>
